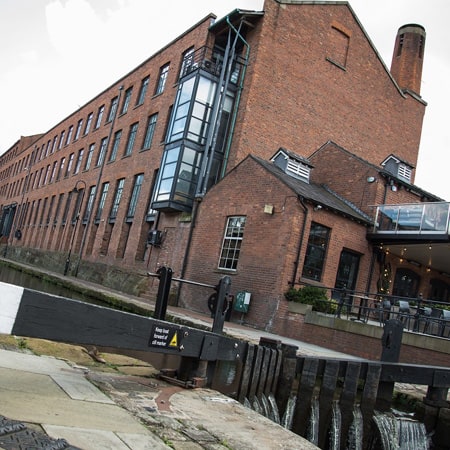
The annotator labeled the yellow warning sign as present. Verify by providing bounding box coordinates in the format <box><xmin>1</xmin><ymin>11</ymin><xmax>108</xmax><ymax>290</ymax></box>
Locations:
<box><xmin>169</xmin><ymin>332</ymin><xmax>178</xmax><ymax>347</ymax></box>
<box><xmin>149</xmin><ymin>325</ymin><xmax>180</xmax><ymax>349</ymax></box>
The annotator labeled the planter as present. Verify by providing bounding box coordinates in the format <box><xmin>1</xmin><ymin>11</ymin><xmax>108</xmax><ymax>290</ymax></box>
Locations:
<box><xmin>287</xmin><ymin>302</ymin><xmax>313</xmax><ymax>314</ymax></box>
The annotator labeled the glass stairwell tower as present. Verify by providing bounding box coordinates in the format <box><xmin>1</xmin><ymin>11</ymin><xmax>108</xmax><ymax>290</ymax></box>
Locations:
<box><xmin>151</xmin><ymin>17</ymin><xmax>251</xmax><ymax>213</ymax></box>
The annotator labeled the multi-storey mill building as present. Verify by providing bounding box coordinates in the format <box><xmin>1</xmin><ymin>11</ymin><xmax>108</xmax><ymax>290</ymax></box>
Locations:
<box><xmin>1</xmin><ymin>1</ymin><xmax>448</xmax><ymax>336</ymax></box>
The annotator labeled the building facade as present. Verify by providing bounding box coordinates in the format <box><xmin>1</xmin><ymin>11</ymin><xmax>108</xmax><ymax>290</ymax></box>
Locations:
<box><xmin>1</xmin><ymin>1</ymin><xmax>448</xmax><ymax>335</ymax></box>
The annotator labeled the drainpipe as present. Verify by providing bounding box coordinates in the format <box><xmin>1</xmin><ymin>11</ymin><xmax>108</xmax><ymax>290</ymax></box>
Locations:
<box><xmin>74</xmin><ymin>85</ymin><xmax>123</xmax><ymax>277</ymax></box>
<box><xmin>291</xmin><ymin>196</ymin><xmax>309</xmax><ymax>285</ymax></box>
<box><xmin>221</xmin><ymin>17</ymin><xmax>250</xmax><ymax>179</ymax></box>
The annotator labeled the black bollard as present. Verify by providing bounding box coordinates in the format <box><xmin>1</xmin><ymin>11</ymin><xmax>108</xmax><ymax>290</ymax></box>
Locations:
<box><xmin>211</xmin><ymin>276</ymin><xmax>232</xmax><ymax>334</ymax></box>
<box><xmin>381</xmin><ymin>319</ymin><xmax>403</xmax><ymax>363</ymax></box>
<box><xmin>377</xmin><ymin>319</ymin><xmax>404</xmax><ymax>411</ymax></box>
<box><xmin>154</xmin><ymin>266</ymin><xmax>173</xmax><ymax>320</ymax></box>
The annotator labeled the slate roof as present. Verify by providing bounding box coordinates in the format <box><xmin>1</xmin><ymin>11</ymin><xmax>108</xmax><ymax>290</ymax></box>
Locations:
<box><xmin>250</xmin><ymin>155</ymin><xmax>373</xmax><ymax>225</ymax></box>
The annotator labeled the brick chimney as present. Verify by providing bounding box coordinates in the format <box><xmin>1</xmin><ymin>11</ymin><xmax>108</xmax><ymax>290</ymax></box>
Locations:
<box><xmin>390</xmin><ymin>24</ymin><xmax>426</xmax><ymax>95</ymax></box>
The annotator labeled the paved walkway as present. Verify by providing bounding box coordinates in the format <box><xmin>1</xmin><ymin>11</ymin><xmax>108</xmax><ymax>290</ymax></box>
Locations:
<box><xmin>0</xmin><ymin>347</ymin><xmax>318</xmax><ymax>449</ymax></box>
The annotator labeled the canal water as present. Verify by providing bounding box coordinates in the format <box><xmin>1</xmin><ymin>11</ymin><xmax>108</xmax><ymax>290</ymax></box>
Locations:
<box><xmin>0</xmin><ymin>262</ymin><xmax>101</xmax><ymax>304</ymax></box>
<box><xmin>0</xmin><ymin>261</ymin><xmax>180</xmax><ymax>368</ymax></box>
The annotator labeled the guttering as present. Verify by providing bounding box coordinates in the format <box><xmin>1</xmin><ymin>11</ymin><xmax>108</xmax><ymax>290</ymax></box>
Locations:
<box><xmin>220</xmin><ymin>15</ymin><xmax>251</xmax><ymax>179</ymax></box>
<box><xmin>291</xmin><ymin>196</ymin><xmax>309</xmax><ymax>285</ymax></box>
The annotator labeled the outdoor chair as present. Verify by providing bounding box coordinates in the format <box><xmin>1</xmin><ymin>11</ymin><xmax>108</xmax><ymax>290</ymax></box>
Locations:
<box><xmin>414</xmin><ymin>306</ymin><xmax>431</xmax><ymax>333</ymax></box>
<box><xmin>440</xmin><ymin>310</ymin><xmax>450</xmax><ymax>337</ymax></box>
<box><xmin>423</xmin><ymin>308</ymin><xmax>444</xmax><ymax>335</ymax></box>
<box><xmin>397</xmin><ymin>301</ymin><xmax>411</xmax><ymax>329</ymax></box>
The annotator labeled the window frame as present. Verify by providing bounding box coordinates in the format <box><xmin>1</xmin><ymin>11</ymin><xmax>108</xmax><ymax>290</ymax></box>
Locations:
<box><xmin>218</xmin><ymin>216</ymin><xmax>246</xmax><ymax>271</ymax></box>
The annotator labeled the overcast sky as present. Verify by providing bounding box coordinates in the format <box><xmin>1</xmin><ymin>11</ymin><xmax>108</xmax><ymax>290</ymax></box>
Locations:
<box><xmin>1</xmin><ymin>0</ymin><xmax>449</xmax><ymax>200</ymax></box>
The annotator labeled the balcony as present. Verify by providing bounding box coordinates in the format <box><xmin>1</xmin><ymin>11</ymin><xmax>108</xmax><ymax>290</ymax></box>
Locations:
<box><xmin>369</xmin><ymin>202</ymin><xmax>450</xmax><ymax>241</ymax></box>
<box><xmin>179</xmin><ymin>46</ymin><xmax>245</xmax><ymax>85</ymax></box>
<box><xmin>367</xmin><ymin>202</ymin><xmax>450</xmax><ymax>274</ymax></box>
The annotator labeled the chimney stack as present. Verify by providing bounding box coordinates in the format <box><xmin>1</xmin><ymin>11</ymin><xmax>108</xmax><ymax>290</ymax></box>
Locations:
<box><xmin>390</xmin><ymin>24</ymin><xmax>426</xmax><ymax>95</ymax></box>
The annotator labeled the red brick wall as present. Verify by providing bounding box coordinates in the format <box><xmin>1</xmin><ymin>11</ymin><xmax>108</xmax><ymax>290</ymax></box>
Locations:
<box><xmin>229</xmin><ymin>1</ymin><xmax>425</xmax><ymax>180</ymax></box>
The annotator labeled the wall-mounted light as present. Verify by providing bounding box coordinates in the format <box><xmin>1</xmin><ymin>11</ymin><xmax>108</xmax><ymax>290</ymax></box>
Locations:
<box><xmin>367</xmin><ymin>176</ymin><xmax>376</xmax><ymax>183</ymax></box>
<box><xmin>314</xmin><ymin>204</ymin><xmax>322</xmax><ymax>211</ymax></box>
<box><xmin>264</xmin><ymin>204</ymin><xmax>274</xmax><ymax>215</ymax></box>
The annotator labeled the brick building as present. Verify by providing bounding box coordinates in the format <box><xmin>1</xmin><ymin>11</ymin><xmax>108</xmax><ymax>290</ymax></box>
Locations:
<box><xmin>1</xmin><ymin>1</ymin><xmax>448</xmax><ymax>335</ymax></box>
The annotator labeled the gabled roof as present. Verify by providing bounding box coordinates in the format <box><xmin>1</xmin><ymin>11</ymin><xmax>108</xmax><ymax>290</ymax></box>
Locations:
<box><xmin>249</xmin><ymin>154</ymin><xmax>373</xmax><ymax>224</ymax></box>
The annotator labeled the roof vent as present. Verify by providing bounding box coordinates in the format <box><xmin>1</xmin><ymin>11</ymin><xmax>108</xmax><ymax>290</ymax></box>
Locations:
<box><xmin>271</xmin><ymin>148</ymin><xmax>313</xmax><ymax>183</ymax></box>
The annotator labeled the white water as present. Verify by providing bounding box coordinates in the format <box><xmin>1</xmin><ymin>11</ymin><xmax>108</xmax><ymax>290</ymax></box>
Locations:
<box><xmin>281</xmin><ymin>394</ymin><xmax>296</xmax><ymax>430</ymax></box>
<box><xmin>347</xmin><ymin>405</ymin><xmax>363</xmax><ymax>450</ymax></box>
<box><xmin>329</xmin><ymin>400</ymin><xmax>341</xmax><ymax>450</ymax></box>
<box><xmin>306</xmin><ymin>396</ymin><xmax>319</xmax><ymax>446</ymax></box>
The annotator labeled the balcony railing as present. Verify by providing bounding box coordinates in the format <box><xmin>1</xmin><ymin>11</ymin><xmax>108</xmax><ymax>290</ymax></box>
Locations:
<box><xmin>371</xmin><ymin>202</ymin><xmax>450</xmax><ymax>235</ymax></box>
<box><xmin>179</xmin><ymin>46</ymin><xmax>245</xmax><ymax>84</ymax></box>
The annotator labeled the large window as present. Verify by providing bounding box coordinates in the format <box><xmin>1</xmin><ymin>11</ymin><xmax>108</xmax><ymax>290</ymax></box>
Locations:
<box><xmin>335</xmin><ymin>249</ymin><xmax>360</xmax><ymax>291</ymax></box>
<box><xmin>107</xmin><ymin>96</ymin><xmax>119</xmax><ymax>122</ymax></box>
<box><xmin>84</xmin><ymin>113</ymin><xmax>93</xmax><ymax>134</ymax></box>
<box><xmin>124</xmin><ymin>123</ymin><xmax>138</xmax><ymax>156</ymax></box>
<box><xmin>85</xmin><ymin>144</ymin><xmax>95</xmax><ymax>170</ymax></box>
<box><xmin>302</xmin><ymin>222</ymin><xmax>330</xmax><ymax>281</ymax></box>
<box><xmin>96</xmin><ymin>137</ymin><xmax>108</xmax><ymax>167</ymax></box>
<box><xmin>121</xmin><ymin>87</ymin><xmax>133</xmax><ymax>114</ymax></box>
<box><xmin>73</xmin><ymin>149</ymin><xmax>84</xmax><ymax>175</ymax></box>
<box><xmin>142</xmin><ymin>114</ymin><xmax>158</xmax><ymax>150</ymax></box>
<box><xmin>95</xmin><ymin>182</ymin><xmax>109</xmax><ymax>222</ymax></box>
<box><xmin>218</xmin><ymin>216</ymin><xmax>246</xmax><ymax>270</ymax></box>
<box><xmin>109</xmin><ymin>130</ymin><xmax>122</xmax><ymax>162</ymax></box>
<box><xmin>126</xmin><ymin>174</ymin><xmax>144</xmax><ymax>220</ymax></box>
<box><xmin>83</xmin><ymin>185</ymin><xmax>97</xmax><ymax>222</ymax></box>
<box><xmin>95</xmin><ymin>105</ymin><xmax>105</xmax><ymax>129</ymax></box>
<box><xmin>109</xmin><ymin>178</ymin><xmax>125</xmax><ymax>222</ymax></box>
<box><xmin>392</xmin><ymin>268</ymin><xmax>420</xmax><ymax>298</ymax></box>
<box><xmin>136</xmin><ymin>76</ymin><xmax>149</xmax><ymax>105</ymax></box>
<box><xmin>155</xmin><ymin>63</ymin><xmax>169</xmax><ymax>95</ymax></box>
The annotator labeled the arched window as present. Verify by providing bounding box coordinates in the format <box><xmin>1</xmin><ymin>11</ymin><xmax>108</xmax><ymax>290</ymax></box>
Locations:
<box><xmin>392</xmin><ymin>268</ymin><xmax>420</xmax><ymax>298</ymax></box>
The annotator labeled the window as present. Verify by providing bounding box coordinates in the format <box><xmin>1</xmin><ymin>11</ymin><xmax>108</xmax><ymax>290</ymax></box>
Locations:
<box><xmin>62</xmin><ymin>191</ymin><xmax>73</xmax><ymax>225</ymax></box>
<box><xmin>109</xmin><ymin>130</ymin><xmax>122</xmax><ymax>162</ymax></box>
<box><xmin>85</xmin><ymin>143</ymin><xmax>95</xmax><ymax>170</ymax></box>
<box><xmin>107</xmin><ymin>96</ymin><xmax>118</xmax><ymax>122</ymax></box>
<box><xmin>110</xmin><ymin>178</ymin><xmax>125</xmax><ymax>221</ymax></box>
<box><xmin>95</xmin><ymin>105</ymin><xmax>105</xmax><ymax>129</ymax></box>
<box><xmin>124</xmin><ymin>122</ymin><xmax>138</xmax><ymax>156</ymax></box>
<box><xmin>142</xmin><ymin>113</ymin><xmax>158</xmax><ymax>149</ymax></box>
<box><xmin>66</xmin><ymin>125</ymin><xmax>73</xmax><ymax>145</ymax></box>
<box><xmin>96</xmin><ymin>137</ymin><xmax>108</xmax><ymax>166</ymax></box>
<box><xmin>121</xmin><ymin>87</ymin><xmax>133</xmax><ymax>114</ymax></box>
<box><xmin>334</xmin><ymin>250</ymin><xmax>360</xmax><ymax>291</ymax></box>
<box><xmin>54</xmin><ymin>193</ymin><xmax>64</xmax><ymax>225</ymax></box>
<box><xmin>155</xmin><ymin>63</ymin><xmax>169</xmax><ymax>95</ymax></box>
<box><xmin>302</xmin><ymin>222</ymin><xmax>330</xmax><ymax>281</ymax></box>
<box><xmin>73</xmin><ymin>149</ymin><xmax>84</xmax><ymax>175</ymax></box>
<box><xmin>95</xmin><ymin>182</ymin><xmax>109</xmax><ymax>222</ymax></box>
<box><xmin>136</xmin><ymin>76</ymin><xmax>149</xmax><ymax>105</ymax></box>
<box><xmin>50</xmin><ymin>161</ymin><xmax>58</xmax><ymax>183</ymax></box>
<box><xmin>127</xmin><ymin>174</ymin><xmax>144</xmax><ymax>220</ymax></box>
<box><xmin>75</xmin><ymin>119</ymin><xmax>83</xmax><ymax>140</ymax></box>
<box><xmin>85</xmin><ymin>113</ymin><xmax>93</xmax><ymax>134</ymax></box>
<box><xmin>392</xmin><ymin>268</ymin><xmax>420</xmax><ymax>298</ymax></box>
<box><xmin>56</xmin><ymin>157</ymin><xmax>66</xmax><ymax>181</ymax></box>
<box><xmin>58</xmin><ymin>131</ymin><xmax>65</xmax><ymax>150</ymax></box>
<box><xmin>65</xmin><ymin>153</ymin><xmax>74</xmax><ymax>177</ymax></box>
<box><xmin>218</xmin><ymin>216</ymin><xmax>246</xmax><ymax>270</ymax></box>
<box><xmin>43</xmin><ymin>165</ymin><xmax>51</xmax><ymax>185</ymax></box>
<box><xmin>83</xmin><ymin>185</ymin><xmax>97</xmax><ymax>222</ymax></box>
<box><xmin>52</xmin><ymin>136</ymin><xmax>58</xmax><ymax>153</ymax></box>
<box><xmin>179</xmin><ymin>47</ymin><xmax>195</xmax><ymax>78</ymax></box>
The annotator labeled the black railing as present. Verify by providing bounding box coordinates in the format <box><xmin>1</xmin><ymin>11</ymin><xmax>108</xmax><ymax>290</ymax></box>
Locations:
<box><xmin>289</xmin><ymin>283</ymin><xmax>450</xmax><ymax>338</ymax></box>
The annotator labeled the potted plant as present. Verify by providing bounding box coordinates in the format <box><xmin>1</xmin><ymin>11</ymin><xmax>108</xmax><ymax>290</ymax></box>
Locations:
<box><xmin>285</xmin><ymin>285</ymin><xmax>331</xmax><ymax>313</ymax></box>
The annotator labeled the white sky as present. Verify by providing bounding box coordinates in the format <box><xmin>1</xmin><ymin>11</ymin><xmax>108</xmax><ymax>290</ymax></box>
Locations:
<box><xmin>1</xmin><ymin>0</ymin><xmax>449</xmax><ymax>199</ymax></box>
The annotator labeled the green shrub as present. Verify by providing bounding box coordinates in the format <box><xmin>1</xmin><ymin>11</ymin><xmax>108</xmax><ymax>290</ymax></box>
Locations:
<box><xmin>285</xmin><ymin>285</ymin><xmax>331</xmax><ymax>313</ymax></box>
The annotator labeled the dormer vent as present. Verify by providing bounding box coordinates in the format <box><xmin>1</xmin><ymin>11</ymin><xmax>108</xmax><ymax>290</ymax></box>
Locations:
<box><xmin>271</xmin><ymin>148</ymin><xmax>313</xmax><ymax>183</ymax></box>
<box><xmin>381</xmin><ymin>154</ymin><xmax>413</xmax><ymax>183</ymax></box>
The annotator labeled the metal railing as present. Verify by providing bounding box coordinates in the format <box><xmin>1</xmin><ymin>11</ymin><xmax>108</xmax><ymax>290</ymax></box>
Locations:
<box><xmin>289</xmin><ymin>283</ymin><xmax>450</xmax><ymax>339</ymax></box>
